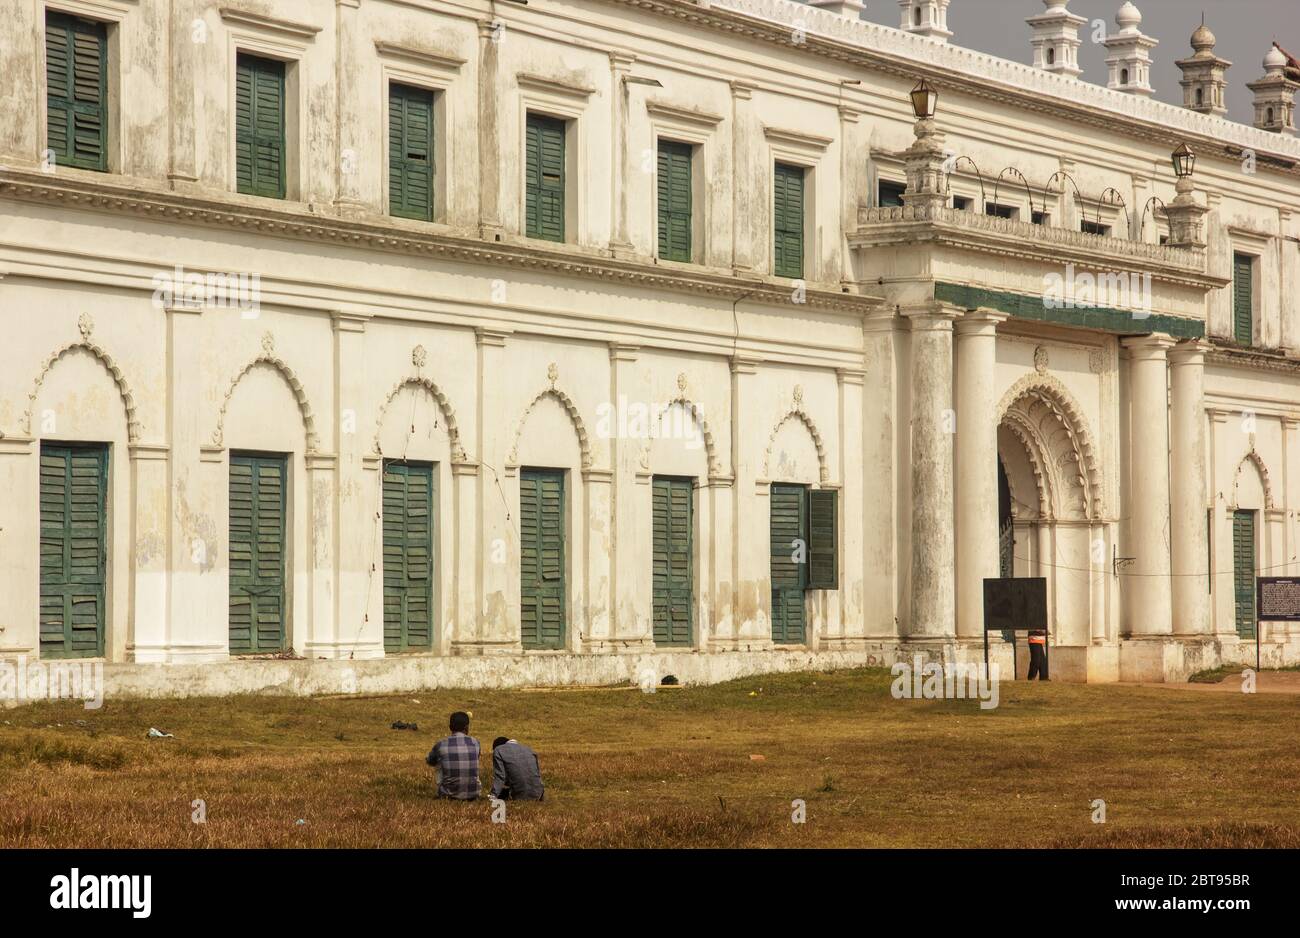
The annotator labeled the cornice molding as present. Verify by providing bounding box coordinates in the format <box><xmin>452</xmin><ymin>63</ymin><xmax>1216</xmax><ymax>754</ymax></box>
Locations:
<box><xmin>645</xmin><ymin>101</ymin><xmax>724</xmax><ymax>127</ymax></box>
<box><xmin>516</xmin><ymin>72</ymin><xmax>597</xmax><ymax>100</ymax></box>
<box><xmin>218</xmin><ymin>7</ymin><xmax>322</xmax><ymax>40</ymax></box>
<box><xmin>373</xmin><ymin>40</ymin><xmax>467</xmax><ymax>72</ymax></box>
<box><xmin>0</xmin><ymin>170</ymin><xmax>879</xmax><ymax>316</ymax></box>
<box><xmin>618</xmin><ymin>0</ymin><xmax>1300</xmax><ymax>174</ymax></box>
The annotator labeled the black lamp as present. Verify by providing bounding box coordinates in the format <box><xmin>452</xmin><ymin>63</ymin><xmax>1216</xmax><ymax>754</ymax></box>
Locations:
<box><xmin>1172</xmin><ymin>143</ymin><xmax>1196</xmax><ymax>178</ymax></box>
<box><xmin>910</xmin><ymin>78</ymin><xmax>938</xmax><ymax>120</ymax></box>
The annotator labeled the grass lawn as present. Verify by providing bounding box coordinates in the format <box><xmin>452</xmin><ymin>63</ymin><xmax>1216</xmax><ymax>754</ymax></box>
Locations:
<box><xmin>1</xmin><ymin>668</ymin><xmax>1298</xmax><ymax>848</ymax></box>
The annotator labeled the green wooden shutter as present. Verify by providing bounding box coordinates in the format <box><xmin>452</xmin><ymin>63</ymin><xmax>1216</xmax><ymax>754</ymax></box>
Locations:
<box><xmin>652</xmin><ymin>477</ymin><xmax>694</xmax><ymax>646</ymax></box>
<box><xmin>773</xmin><ymin>162</ymin><xmax>805</xmax><ymax>279</ymax></box>
<box><xmin>806</xmin><ymin>488</ymin><xmax>838</xmax><ymax>590</ymax></box>
<box><xmin>657</xmin><ymin>140</ymin><xmax>693</xmax><ymax>262</ymax></box>
<box><xmin>525</xmin><ymin>114</ymin><xmax>565</xmax><ymax>242</ymax></box>
<box><xmin>389</xmin><ymin>84</ymin><xmax>434</xmax><ymax>221</ymax></box>
<box><xmin>520</xmin><ymin>468</ymin><xmax>566</xmax><ymax>649</ymax></box>
<box><xmin>235</xmin><ymin>54</ymin><xmax>286</xmax><ymax>199</ymax></box>
<box><xmin>770</xmin><ymin>483</ymin><xmax>807</xmax><ymax>644</ymax></box>
<box><xmin>382</xmin><ymin>461</ymin><xmax>436</xmax><ymax>653</ymax></box>
<box><xmin>1233</xmin><ymin>253</ymin><xmax>1254</xmax><ymax>346</ymax></box>
<box><xmin>1233</xmin><ymin>510</ymin><xmax>1257</xmax><ymax>639</ymax></box>
<box><xmin>229</xmin><ymin>454</ymin><xmax>287</xmax><ymax>653</ymax></box>
<box><xmin>45</xmin><ymin>12</ymin><xmax>108</xmax><ymax>172</ymax></box>
<box><xmin>39</xmin><ymin>444</ymin><xmax>108</xmax><ymax>658</ymax></box>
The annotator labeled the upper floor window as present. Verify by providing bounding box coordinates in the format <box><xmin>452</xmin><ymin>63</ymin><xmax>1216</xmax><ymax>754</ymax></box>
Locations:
<box><xmin>657</xmin><ymin>139</ymin><xmax>693</xmax><ymax>262</ymax></box>
<box><xmin>985</xmin><ymin>202</ymin><xmax>1018</xmax><ymax>220</ymax></box>
<box><xmin>525</xmin><ymin>112</ymin><xmax>566</xmax><ymax>242</ymax></box>
<box><xmin>235</xmin><ymin>54</ymin><xmax>286</xmax><ymax>199</ymax></box>
<box><xmin>1233</xmin><ymin>252</ymin><xmax>1255</xmax><ymax>346</ymax></box>
<box><xmin>878</xmin><ymin>179</ymin><xmax>907</xmax><ymax>208</ymax></box>
<box><xmin>389</xmin><ymin>83</ymin><xmax>435</xmax><ymax>221</ymax></box>
<box><xmin>45</xmin><ymin>12</ymin><xmax>108</xmax><ymax>172</ymax></box>
<box><xmin>773</xmin><ymin>162</ymin><xmax>805</xmax><ymax>279</ymax></box>
<box><xmin>952</xmin><ymin>195</ymin><xmax>973</xmax><ymax>212</ymax></box>
<box><xmin>1031</xmin><ymin>211</ymin><xmax>1050</xmax><ymax>226</ymax></box>
<box><xmin>1081</xmin><ymin>219</ymin><xmax>1111</xmax><ymax>237</ymax></box>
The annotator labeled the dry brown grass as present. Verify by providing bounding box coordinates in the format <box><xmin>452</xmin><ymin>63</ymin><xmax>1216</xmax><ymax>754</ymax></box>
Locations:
<box><xmin>1</xmin><ymin>668</ymin><xmax>1298</xmax><ymax>848</ymax></box>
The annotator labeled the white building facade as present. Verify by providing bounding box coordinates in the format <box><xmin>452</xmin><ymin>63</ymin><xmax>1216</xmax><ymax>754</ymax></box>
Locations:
<box><xmin>1</xmin><ymin>0</ymin><xmax>1299</xmax><ymax>696</ymax></box>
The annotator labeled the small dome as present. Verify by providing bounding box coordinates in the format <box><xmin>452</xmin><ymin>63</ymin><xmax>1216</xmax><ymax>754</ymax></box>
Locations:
<box><xmin>1190</xmin><ymin>23</ymin><xmax>1216</xmax><ymax>52</ymax></box>
<box><xmin>1116</xmin><ymin>1</ymin><xmax>1141</xmax><ymax>30</ymax></box>
<box><xmin>1264</xmin><ymin>45</ymin><xmax>1287</xmax><ymax>70</ymax></box>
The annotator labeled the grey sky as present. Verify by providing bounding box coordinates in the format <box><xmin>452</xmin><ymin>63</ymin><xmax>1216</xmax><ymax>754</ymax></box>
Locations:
<box><xmin>853</xmin><ymin>0</ymin><xmax>1300</xmax><ymax>126</ymax></box>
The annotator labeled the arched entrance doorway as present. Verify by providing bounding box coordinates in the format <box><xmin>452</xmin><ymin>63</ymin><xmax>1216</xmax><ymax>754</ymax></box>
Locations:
<box><xmin>994</xmin><ymin>375</ymin><xmax>1106</xmax><ymax>663</ymax></box>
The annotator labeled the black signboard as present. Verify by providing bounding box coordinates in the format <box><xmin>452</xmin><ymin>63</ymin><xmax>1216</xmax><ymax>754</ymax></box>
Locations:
<box><xmin>1257</xmin><ymin>577</ymin><xmax>1300</xmax><ymax>622</ymax></box>
<box><xmin>982</xmin><ymin>577</ymin><xmax>1048</xmax><ymax>677</ymax></box>
<box><xmin>982</xmin><ymin>577</ymin><xmax>1047</xmax><ymax>632</ymax></box>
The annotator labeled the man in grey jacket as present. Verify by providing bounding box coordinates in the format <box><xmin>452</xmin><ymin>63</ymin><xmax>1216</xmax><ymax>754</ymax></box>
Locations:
<box><xmin>491</xmin><ymin>736</ymin><xmax>545</xmax><ymax>801</ymax></box>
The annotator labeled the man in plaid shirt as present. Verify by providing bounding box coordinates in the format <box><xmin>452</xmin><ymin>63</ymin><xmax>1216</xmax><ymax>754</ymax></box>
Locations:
<box><xmin>426</xmin><ymin>711</ymin><xmax>482</xmax><ymax>800</ymax></box>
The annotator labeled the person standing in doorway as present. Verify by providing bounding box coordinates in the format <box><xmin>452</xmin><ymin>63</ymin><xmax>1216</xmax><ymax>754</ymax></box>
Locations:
<box><xmin>1027</xmin><ymin>629</ymin><xmax>1049</xmax><ymax>681</ymax></box>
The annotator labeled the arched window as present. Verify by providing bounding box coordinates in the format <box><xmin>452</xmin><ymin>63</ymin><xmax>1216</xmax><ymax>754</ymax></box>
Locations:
<box><xmin>1121</xmin><ymin>68</ymin><xmax>1129</xmax><ymax>85</ymax></box>
<box><xmin>1047</xmin><ymin>48</ymin><xmax>1056</xmax><ymax>66</ymax></box>
<box><xmin>914</xmin><ymin>7</ymin><xmax>922</xmax><ymax>26</ymax></box>
<box><xmin>1196</xmin><ymin>88</ymin><xmax>1204</xmax><ymax>106</ymax></box>
<box><xmin>1268</xmin><ymin>107</ymin><xmax>1276</xmax><ymax>124</ymax></box>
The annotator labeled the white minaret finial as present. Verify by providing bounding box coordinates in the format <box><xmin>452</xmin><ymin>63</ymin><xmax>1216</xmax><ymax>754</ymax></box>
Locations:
<box><xmin>1247</xmin><ymin>44</ymin><xmax>1298</xmax><ymax>135</ymax></box>
<box><xmin>1026</xmin><ymin>0</ymin><xmax>1086</xmax><ymax>78</ymax></box>
<box><xmin>1102</xmin><ymin>2</ymin><xmax>1158</xmax><ymax>96</ymax></box>
<box><xmin>1175</xmin><ymin>18</ymin><xmax>1231</xmax><ymax>117</ymax></box>
<box><xmin>898</xmin><ymin>0</ymin><xmax>952</xmax><ymax>44</ymax></box>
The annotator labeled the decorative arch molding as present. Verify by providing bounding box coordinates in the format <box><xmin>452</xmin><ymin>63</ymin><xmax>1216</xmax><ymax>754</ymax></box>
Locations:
<box><xmin>20</xmin><ymin>315</ymin><xmax>141</xmax><ymax>442</ymax></box>
<box><xmin>372</xmin><ymin>375</ymin><xmax>468</xmax><ymax>462</ymax></box>
<box><xmin>506</xmin><ymin>365</ymin><xmax>592</xmax><ymax>470</ymax></box>
<box><xmin>1000</xmin><ymin>416</ymin><xmax>1051</xmax><ymax>520</ymax></box>
<box><xmin>996</xmin><ymin>372</ymin><xmax>1102</xmax><ymax>520</ymax></box>
<box><xmin>636</xmin><ymin>395</ymin><xmax>724</xmax><ymax>479</ymax></box>
<box><xmin>760</xmin><ymin>388</ymin><xmax>830</xmax><ymax>484</ymax></box>
<box><xmin>211</xmin><ymin>335</ymin><xmax>319</xmax><ymax>452</ymax></box>
<box><xmin>1232</xmin><ymin>447</ymin><xmax>1274</xmax><ymax>510</ymax></box>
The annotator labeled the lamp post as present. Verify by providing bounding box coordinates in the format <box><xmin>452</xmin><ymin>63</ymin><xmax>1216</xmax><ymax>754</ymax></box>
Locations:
<box><xmin>902</xmin><ymin>78</ymin><xmax>947</xmax><ymax>214</ymax></box>
<box><xmin>1165</xmin><ymin>143</ymin><xmax>1206</xmax><ymax>248</ymax></box>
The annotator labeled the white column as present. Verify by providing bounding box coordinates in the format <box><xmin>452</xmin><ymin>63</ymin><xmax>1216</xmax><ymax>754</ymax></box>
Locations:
<box><xmin>862</xmin><ymin>310</ymin><xmax>901</xmax><ymax>637</ymax></box>
<box><xmin>0</xmin><ymin>437</ymin><xmax>38</xmax><ymax>656</ymax></box>
<box><xmin>471</xmin><ymin>328</ymin><xmax>518</xmax><ymax>653</ymax></box>
<box><xmin>1169</xmin><ymin>340</ymin><xmax>1211</xmax><ymax>635</ymax></box>
<box><xmin>127</xmin><ymin>443</ymin><xmax>169</xmax><ymax>661</ymax></box>
<box><xmin>304</xmin><ymin>454</ymin><xmax>339</xmax><ymax>657</ymax></box>
<box><xmin>607</xmin><ymin>342</ymin><xmax>649</xmax><ymax>648</ymax></box>
<box><xmin>730</xmin><ymin>353</ymin><xmax>769</xmax><ymax>646</ymax></box>
<box><xmin>609</xmin><ymin>53</ymin><xmax>635</xmax><ymax>258</ymax></box>
<box><xmin>905</xmin><ymin>305</ymin><xmax>959</xmax><ymax>640</ymax></box>
<box><xmin>954</xmin><ymin>308</ymin><xmax>1007</xmax><ymax>639</ymax></box>
<box><xmin>332</xmin><ymin>311</ymin><xmax>382</xmax><ymax>658</ymax></box>
<box><xmin>834</xmin><ymin>366</ymin><xmax>866</xmax><ymax>645</ymax></box>
<box><xmin>476</xmin><ymin>19</ymin><xmax>505</xmax><ymax>240</ymax></box>
<box><xmin>1121</xmin><ymin>333</ymin><xmax>1175</xmax><ymax>636</ymax></box>
<box><xmin>334</xmin><ymin>0</ymin><xmax>366</xmax><ymax>214</ymax></box>
<box><xmin>729</xmin><ymin>81</ymin><xmax>757</xmax><ymax>274</ymax></box>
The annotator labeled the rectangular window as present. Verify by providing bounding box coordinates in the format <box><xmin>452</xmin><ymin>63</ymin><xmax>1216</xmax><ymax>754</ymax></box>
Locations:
<box><xmin>652</xmin><ymin>477</ymin><xmax>694</xmax><ymax>646</ymax></box>
<box><xmin>235</xmin><ymin>54</ymin><xmax>286</xmax><ymax>199</ymax></box>
<box><xmin>382</xmin><ymin>461</ymin><xmax>436</xmax><ymax>653</ymax></box>
<box><xmin>1080</xmin><ymin>220</ymin><xmax>1111</xmax><ymax>236</ymax></box>
<box><xmin>773</xmin><ymin>162</ymin><xmax>805</xmax><ymax>279</ymax></box>
<box><xmin>952</xmin><ymin>195</ymin><xmax>972</xmax><ymax>212</ymax></box>
<box><xmin>45</xmin><ymin>12</ymin><xmax>108</xmax><ymax>172</ymax></box>
<box><xmin>1233</xmin><ymin>509</ymin><xmax>1257</xmax><ymax>638</ymax></box>
<box><xmin>520</xmin><ymin>468</ymin><xmax>565</xmax><ymax>649</ymax></box>
<box><xmin>656</xmin><ymin>140</ymin><xmax>693</xmax><ymax>262</ymax></box>
<box><xmin>1031</xmin><ymin>211</ymin><xmax>1050</xmax><ymax>226</ymax></box>
<box><xmin>39</xmin><ymin>443</ymin><xmax>108</xmax><ymax>659</ymax></box>
<box><xmin>389</xmin><ymin>83</ymin><xmax>435</xmax><ymax>221</ymax></box>
<box><xmin>878</xmin><ymin>180</ymin><xmax>907</xmax><ymax>208</ymax></box>
<box><xmin>985</xmin><ymin>202</ymin><xmax>1018</xmax><ymax>220</ymax></box>
<box><xmin>229</xmin><ymin>453</ymin><xmax>287</xmax><ymax>653</ymax></box>
<box><xmin>1233</xmin><ymin>252</ymin><xmax>1254</xmax><ymax>346</ymax></box>
<box><xmin>525</xmin><ymin>113</ymin><xmax>565</xmax><ymax>242</ymax></box>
